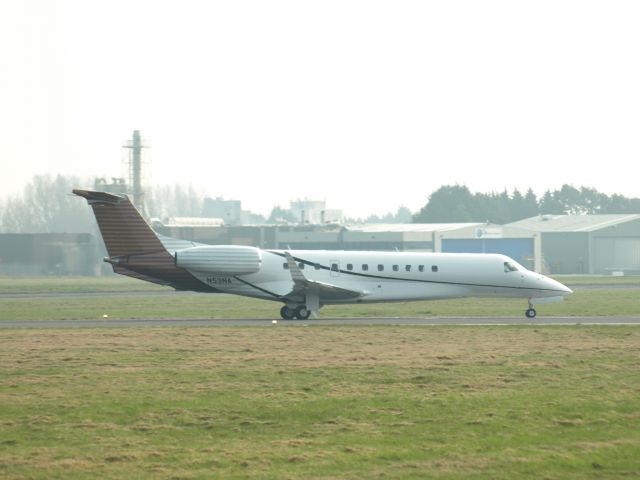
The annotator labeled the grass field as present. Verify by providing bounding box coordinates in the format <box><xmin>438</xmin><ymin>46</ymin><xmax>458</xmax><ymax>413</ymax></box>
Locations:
<box><xmin>0</xmin><ymin>276</ymin><xmax>170</xmax><ymax>294</ymax></box>
<box><xmin>2</xmin><ymin>289</ymin><xmax>640</xmax><ymax>321</ymax></box>
<box><xmin>1</xmin><ymin>276</ymin><xmax>639</xmax><ymax>478</ymax></box>
<box><xmin>1</xmin><ymin>326</ymin><xmax>639</xmax><ymax>479</ymax></box>
<box><xmin>0</xmin><ymin>275</ymin><xmax>639</xmax><ymax>321</ymax></box>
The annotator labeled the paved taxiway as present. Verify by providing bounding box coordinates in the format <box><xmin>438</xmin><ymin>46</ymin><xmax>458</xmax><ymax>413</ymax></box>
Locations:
<box><xmin>1</xmin><ymin>282</ymin><xmax>637</xmax><ymax>301</ymax></box>
<box><xmin>2</xmin><ymin>316</ymin><xmax>639</xmax><ymax>328</ymax></box>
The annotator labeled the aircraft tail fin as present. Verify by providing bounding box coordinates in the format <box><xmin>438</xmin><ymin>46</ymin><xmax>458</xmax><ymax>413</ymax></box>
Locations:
<box><xmin>73</xmin><ymin>189</ymin><xmax>216</xmax><ymax>292</ymax></box>
<box><xmin>72</xmin><ymin>189</ymin><xmax>165</xmax><ymax>258</ymax></box>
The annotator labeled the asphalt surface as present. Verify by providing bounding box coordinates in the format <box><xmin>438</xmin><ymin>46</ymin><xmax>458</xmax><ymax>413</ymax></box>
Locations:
<box><xmin>0</xmin><ymin>283</ymin><xmax>638</xmax><ymax>300</ymax></box>
<box><xmin>2</xmin><ymin>316</ymin><xmax>640</xmax><ymax>328</ymax></box>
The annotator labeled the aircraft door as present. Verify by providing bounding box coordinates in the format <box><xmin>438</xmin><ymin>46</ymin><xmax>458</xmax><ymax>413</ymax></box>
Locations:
<box><xmin>330</xmin><ymin>259</ymin><xmax>340</xmax><ymax>277</ymax></box>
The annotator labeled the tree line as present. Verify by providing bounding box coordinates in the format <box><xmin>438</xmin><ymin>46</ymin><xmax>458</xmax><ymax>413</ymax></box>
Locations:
<box><xmin>0</xmin><ymin>175</ymin><xmax>210</xmax><ymax>234</ymax></box>
<box><xmin>412</xmin><ymin>185</ymin><xmax>640</xmax><ymax>224</ymax></box>
<box><xmin>1</xmin><ymin>175</ymin><xmax>639</xmax><ymax>233</ymax></box>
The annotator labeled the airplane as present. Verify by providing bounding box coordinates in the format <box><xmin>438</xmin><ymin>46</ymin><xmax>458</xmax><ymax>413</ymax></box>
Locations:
<box><xmin>73</xmin><ymin>189</ymin><xmax>573</xmax><ymax>320</ymax></box>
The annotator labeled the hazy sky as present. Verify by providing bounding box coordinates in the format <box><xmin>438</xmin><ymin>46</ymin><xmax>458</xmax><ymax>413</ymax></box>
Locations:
<box><xmin>2</xmin><ymin>1</ymin><xmax>640</xmax><ymax>218</ymax></box>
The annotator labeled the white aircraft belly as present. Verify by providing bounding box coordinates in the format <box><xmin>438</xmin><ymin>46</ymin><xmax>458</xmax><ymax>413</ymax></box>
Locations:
<box><xmin>318</xmin><ymin>278</ymin><xmax>470</xmax><ymax>303</ymax></box>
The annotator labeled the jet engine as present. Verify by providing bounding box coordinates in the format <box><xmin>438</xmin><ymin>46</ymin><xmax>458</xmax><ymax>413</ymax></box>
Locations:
<box><xmin>174</xmin><ymin>245</ymin><xmax>262</xmax><ymax>275</ymax></box>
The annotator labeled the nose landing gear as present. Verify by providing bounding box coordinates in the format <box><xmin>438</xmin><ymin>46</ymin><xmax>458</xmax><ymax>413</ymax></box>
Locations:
<box><xmin>525</xmin><ymin>300</ymin><xmax>536</xmax><ymax>319</ymax></box>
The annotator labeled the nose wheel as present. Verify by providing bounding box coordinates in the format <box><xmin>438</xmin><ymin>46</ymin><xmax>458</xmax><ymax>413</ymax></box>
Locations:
<box><xmin>525</xmin><ymin>300</ymin><xmax>536</xmax><ymax>318</ymax></box>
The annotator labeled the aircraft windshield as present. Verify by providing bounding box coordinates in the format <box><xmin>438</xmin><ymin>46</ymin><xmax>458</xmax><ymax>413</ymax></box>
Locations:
<box><xmin>504</xmin><ymin>261</ymin><xmax>519</xmax><ymax>273</ymax></box>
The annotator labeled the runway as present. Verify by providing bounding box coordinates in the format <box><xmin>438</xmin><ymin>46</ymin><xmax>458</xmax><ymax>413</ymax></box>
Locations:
<box><xmin>2</xmin><ymin>316</ymin><xmax>640</xmax><ymax>328</ymax></box>
<box><xmin>0</xmin><ymin>283</ymin><xmax>637</xmax><ymax>301</ymax></box>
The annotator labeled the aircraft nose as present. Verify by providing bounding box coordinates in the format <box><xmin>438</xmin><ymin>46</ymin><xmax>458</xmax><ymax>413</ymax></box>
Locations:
<box><xmin>548</xmin><ymin>277</ymin><xmax>572</xmax><ymax>295</ymax></box>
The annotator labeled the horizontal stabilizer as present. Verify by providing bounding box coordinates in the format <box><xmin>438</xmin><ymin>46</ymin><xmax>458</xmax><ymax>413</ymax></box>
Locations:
<box><xmin>72</xmin><ymin>189</ymin><xmax>126</xmax><ymax>205</ymax></box>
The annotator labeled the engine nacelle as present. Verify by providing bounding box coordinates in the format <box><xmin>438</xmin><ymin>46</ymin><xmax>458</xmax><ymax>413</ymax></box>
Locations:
<box><xmin>174</xmin><ymin>245</ymin><xmax>262</xmax><ymax>275</ymax></box>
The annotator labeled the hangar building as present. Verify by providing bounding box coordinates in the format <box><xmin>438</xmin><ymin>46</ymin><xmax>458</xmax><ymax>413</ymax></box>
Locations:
<box><xmin>153</xmin><ymin>215</ymin><xmax>640</xmax><ymax>275</ymax></box>
<box><xmin>438</xmin><ymin>224</ymin><xmax>541</xmax><ymax>272</ymax></box>
<box><xmin>276</xmin><ymin>223</ymin><xmax>483</xmax><ymax>252</ymax></box>
<box><xmin>154</xmin><ymin>222</ymin><xmax>484</xmax><ymax>252</ymax></box>
<box><xmin>6</xmin><ymin>215</ymin><xmax>639</xmax><ymax>276</ymax></box>
<box><xmin>0</xmin><ymin>233</ymin><xmax>97</xmax><ymax>276</ymax></box>
<box><xmin>507</xmin><ymin>214</ymin><xmax>640</xmax><ymax>275</ymax></box>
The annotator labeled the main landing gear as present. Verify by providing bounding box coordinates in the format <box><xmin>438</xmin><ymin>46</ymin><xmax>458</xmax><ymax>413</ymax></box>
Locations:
<box><xmin>525</xmin><ymin>300</ymin><xmax>537</xmax><ymax>319</ymax></box>
<box><xmin>280</xmin><ymin>305</ymin><xmax>311</xmax><ymax>320</ymax></box>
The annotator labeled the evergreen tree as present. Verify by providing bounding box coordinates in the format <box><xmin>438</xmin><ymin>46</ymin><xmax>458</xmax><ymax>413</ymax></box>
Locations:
<box><xmin>557</xmin><ymin>185</ymin><xmax>583</xmax><ymax>214</ymax></box>
<box><xmin>490</xmin><ymin>190</ymin><xmax>512</xmax><ymax>224</ymax></box>
<box><xmin>578</xmin><ymin>186</ymin><xmax>603</xmax><ymax>214</ymax></box>
<box><xmin>394</xmin><ymin>206</ymin><xmax>413</xmax><ymax>223</ymax></box>
<box><xmin>413</xmin><ymin>185</ymin><xmax>475</xmax><ymax>223</ymax></box>
<box><xmin>509</xmin><ymin>189</ymin><xmax>526</xmax><ymax>222</ymax></box>
<box><xmin>414</xmin><ymin>184</ymin><xmax>639</xmax><ymax>224</ymax></box>
<box><xmin>522</xmin><ymin>189</ymin><xmax>539</xmax><ymax>218</ymax></box>
<box><xmin>365</xmin><ymin>206</ymin><xmax>414</xmax><ymax>224</ymax></box>
<box><xmin>539</xmin><ymin>190</ymin><xmax>565</xmax><ymax>215</ymax></box>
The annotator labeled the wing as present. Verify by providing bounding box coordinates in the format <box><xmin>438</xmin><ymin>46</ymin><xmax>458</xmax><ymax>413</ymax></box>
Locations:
<box><xmin>282</xmin><ymin>252</ymin><xmax>368</xmax><ymax>305</ymax></box>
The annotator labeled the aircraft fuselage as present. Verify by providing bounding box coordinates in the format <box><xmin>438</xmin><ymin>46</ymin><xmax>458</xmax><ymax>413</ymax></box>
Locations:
<box><xmin>183</xmin><ymin>248</ymin><xmax>571</xmax><ymax>305</ymax></box>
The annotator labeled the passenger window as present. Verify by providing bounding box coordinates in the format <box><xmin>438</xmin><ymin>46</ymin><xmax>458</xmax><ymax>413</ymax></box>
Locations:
<box><xmin>314</xmin><ymin>263</ymin><xmax>321</xmax><ymax>270</ymax></box>
<box><xmin>283</xmin><ymin>262</ymin><xmax>289</xmax><ymax>269</ymax></box>
<box><xmin>418</xmin><ymin>265</ymin><xmax>424</xmax><ymax>272</ymax></box>
<box><xmin>347</xmin><ymin>263</ymin><xmax>353</xmax><ymax>271</ymax></box>
<box><xmin>504</xmin><ymin>262</ymin><xmax>518</xmax><ymax>273</ymax></box>
<box><xmin>362</xmin><ymin>264</ymin><xmax>369</xmax><ymax>271</ymax></box>
<box><xmin>331</xmin><ymin>263</ymin><xmax>339</xmax><ymax>272</ymax></box>
<box><xmin>298</xmin><ymin>263</ymin><xmax>305</xmax><ymax>269</ymax></box>
<box><xmin>432</xmin><ymin>265</ymin><xmax>438</xmax><ymax>273</ymax></box>
<box><xmin>392</xmin><ymin>265</ymin><xmax>399</xmax><ymax>272</ymax></box>
<box><xmin>405</xmin><ymin>265</ymin><xmax>411</xmax><ymax>272</ymax></box>
<box><xmin>378</xmin><ymin>264</ymin><xmax>384</xmax><ymax>272</ymax></box>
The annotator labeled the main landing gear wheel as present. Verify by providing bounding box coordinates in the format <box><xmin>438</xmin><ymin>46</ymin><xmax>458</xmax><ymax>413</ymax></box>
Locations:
<box><xmin>280</xmin><ymin>305</ymin><xmax>295</xmax><ymax>320</ymax></box>
<box><xmin>294</xmin><ymin>305</ymin><xmax>311</xmax><ymax>320</ymax></box>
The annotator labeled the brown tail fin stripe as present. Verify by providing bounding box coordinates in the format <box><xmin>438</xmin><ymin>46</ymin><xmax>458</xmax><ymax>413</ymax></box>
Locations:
<box><xmin>73</xmin><ymin>189</ymin><xmax>218</xmax><ymax>292</ymax></box>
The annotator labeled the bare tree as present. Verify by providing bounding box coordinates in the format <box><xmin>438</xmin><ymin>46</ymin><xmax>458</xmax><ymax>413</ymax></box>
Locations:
<box><xmin>0</xmin><ymin>175</ymin><xmax>94</xmax><ymax>233</ymax></box>
<box><xmin>145</xmin><ymin>184</ymin><xmax>205</xmax><ymax>220</ymax></box>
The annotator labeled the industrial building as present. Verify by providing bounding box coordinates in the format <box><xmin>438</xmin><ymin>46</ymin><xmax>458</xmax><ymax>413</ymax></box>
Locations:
<box><xmin>202</xmin><ymin>197</ymin><xmax>243</xmax><ymax>225</ymax></box>
<box><xmin>438</xmin><ymin>223</ymin><xmax>541</xmax><ymax>271</ymax></box>
<box><xmin>151</xmin><ymin>214</ymin><xmax>640</xmax><ymax>275</ymax></box>
<box><xmin>3</xmin><ymin>215</ymin><xmax>640</xmax><ymax>276</ymax></box>
<box><xmin>289</xmin><ymin>200</ymin><xmax>343</xmax><ymax>224</ymax></box>
<box><xmin>152</xmin><ymin>222</ymin><xmax>484</xmax><ymax>253</ymax></box>
<box><xmin>0</xmin><ymin>233</ymin><xmax>98</xmax><ymax>276</ymax></box>
<box><xmin>508</xmin><ymin>214</ymin><xmax>640</xmax><ymax>275</ymax></box>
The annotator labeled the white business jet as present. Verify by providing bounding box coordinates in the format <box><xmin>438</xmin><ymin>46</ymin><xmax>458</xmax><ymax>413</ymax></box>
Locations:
<box><xmin>74</xmin><ymin>189</ymin><xmax>572</xmax><ymax>320</ymax></box>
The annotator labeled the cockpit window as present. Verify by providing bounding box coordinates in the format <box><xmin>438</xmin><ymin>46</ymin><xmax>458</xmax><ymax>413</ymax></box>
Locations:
<box><xmin>504</xmin><ymin>262</ymin><xmax>519</xmax><ymax>273</ymax></box>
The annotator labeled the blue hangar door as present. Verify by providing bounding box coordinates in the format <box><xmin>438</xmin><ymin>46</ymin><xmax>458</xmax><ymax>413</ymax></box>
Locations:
<box><xmin>442</xmin><ymin>239</ymin><xmax>535</xmax><ymax>270</ymax></box>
